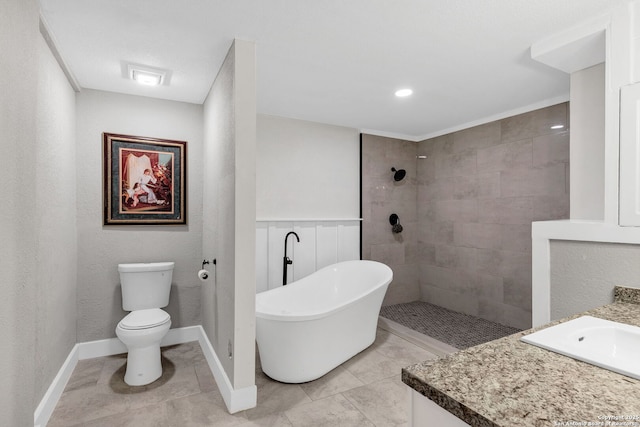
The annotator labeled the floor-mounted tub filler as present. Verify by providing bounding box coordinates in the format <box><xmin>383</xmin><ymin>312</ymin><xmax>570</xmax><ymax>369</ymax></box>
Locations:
<box><xmin>255</xmin><ymin>260</ymin><xmax>393</xmax><ymax>383</ymax></box>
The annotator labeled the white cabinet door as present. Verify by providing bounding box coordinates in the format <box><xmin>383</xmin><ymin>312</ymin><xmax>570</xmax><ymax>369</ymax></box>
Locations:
<box><xmin>408</xmin><ymin>388</ymin><xmax>471</xmax><ymax>427</ymax></box>
<box><xmin>620</xmin><ymin>82</ymin><xmax>640</xmax><ymax>226</ymax></box>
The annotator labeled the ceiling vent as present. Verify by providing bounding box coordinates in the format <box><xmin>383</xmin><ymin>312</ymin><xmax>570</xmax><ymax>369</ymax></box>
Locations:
<box><xmin>127</xmin><ymin>64</ymin><xmax>168</xmax><ymax>86</ymax></box>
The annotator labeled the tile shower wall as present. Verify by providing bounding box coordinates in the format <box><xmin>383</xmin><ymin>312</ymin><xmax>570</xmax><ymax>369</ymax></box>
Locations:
<box><xmin>362</xmin><ymin>103</ymin><xmax>569</xmax><ymax>329</ymax></box>
<box><xmin>417</xmin><ymin>103</ymin><xmax>570</xmax><ymax>329</ymax></box>
<box><xmin>362</xmin><ymin>134</ymin><xmax>420</xmax><ymax>305</ymax></box>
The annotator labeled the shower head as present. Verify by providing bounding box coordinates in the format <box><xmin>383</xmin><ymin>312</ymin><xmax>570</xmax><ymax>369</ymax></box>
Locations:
<box><xmin>391</xmin><ymin>167</ymin><xmax>406</xmax><ymax>182</ymax></box>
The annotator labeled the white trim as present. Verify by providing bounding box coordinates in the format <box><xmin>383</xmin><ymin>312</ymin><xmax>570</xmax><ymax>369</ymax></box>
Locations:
<box><xmin>358</xmin><ymin>128</ymin><xmax>423</xmax><ymax>142</ymax></box>
<box><xmin>361</xmin><ymin>95</ymin><xmax>570</xmax><ymax>142</ymax></box>
<box><xmin>38</xmin><ymin>12</ymin><xmax>81</xmax><ymax>92</ymax></box>
<box><xmin>34</xmin><ymin>325</ymin><xmax>256</xmax><ymax>426</ymax></box>
<box><xmin>75</xmin><ymin>326</ymin><xmax>202</xmax><ymax>360</ymax></box>
<box><xmin>195</xmin><ymin>325</ymin><xmax>257</xmax><ymax>413</ymax></box>
<box><xmin>531</xmin><ymin>220</ymin><xmax>640</xmax><ymax>327</ymax></box>
<box><xmin>530</xmin><ymin>13</ymin><xmax>609</xmax><ymax>74</ymax></box>
<box><xmin>162</xmin><ymin>325</ymin><xmax>202</xmax><ymax>347</ymax></box>
<box><xmin>33</xmin><ymin>344</ymin><xmax>79</xmax><ymax>427</ymax></box>
<box><xmin>415</xmin><ymin>95</ymin><xmax>570</xmax><ymax>141</ymax></box>
<box><xmin>618</xmin><ymin>61</ymin><xmax>640</xmax><ymax>226</ymax></box>
<box><xmin>76</xmin><ymin>337</ymin><xmax>126</xmax><ymax>360</ymax></box>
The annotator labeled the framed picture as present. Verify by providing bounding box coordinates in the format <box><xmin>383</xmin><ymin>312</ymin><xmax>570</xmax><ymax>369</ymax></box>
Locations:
<box><xmin>103</xmin><ymin>133</ymin><xmax>187</xmax><ymax>225</ymax></box>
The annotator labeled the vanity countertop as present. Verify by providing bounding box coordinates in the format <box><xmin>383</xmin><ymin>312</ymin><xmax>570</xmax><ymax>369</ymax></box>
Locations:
<box><xmin>402</xmin><ymin>286</ymin><xmax>640</xmax><ymax>427</ymax></box>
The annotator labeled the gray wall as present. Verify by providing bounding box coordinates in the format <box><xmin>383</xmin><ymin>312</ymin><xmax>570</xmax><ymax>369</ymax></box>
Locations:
<box><xmin>76</xmin><ymin>89</ymin><xmax>204</xmax><ymax>342</ymax></box>
<box><xmin>202</xmin><ymin>40</ymin><xmax>257</xmax><ymax>389</ymax></box>
<box><xmin>551</xmin><ymin>241</ymin><xmax>640</xmax><ymax>320</ymax></box>
<box><xmin>0</xmin><ymin>1</ymin><xmax>78</xmax><ymax>423</ymax></box>
<box><xmin>35</xmin><ymin>34</ymin><xmax>78</xmax><ymax>404</ymax></box>
<box><xmin>417</xmin><ymin>103</ymin><xmax>570</xmax><ymax>329</ymax></box>
<box><xmin>361</xmin><ymin>134</ymin><xmax>420</xmax><ymax>305</ymax></box>
<box><xmin>1</xmin><ymin>1</ymin><xmax>40</xmax><ymax>423</ymax></box>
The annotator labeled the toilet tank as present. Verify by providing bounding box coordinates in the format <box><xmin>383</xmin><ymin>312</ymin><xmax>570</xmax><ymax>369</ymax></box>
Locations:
<box><xmin>118</xmin><ymin>262</ymin><xmax>174</xmax><ymax>311</ymax></box>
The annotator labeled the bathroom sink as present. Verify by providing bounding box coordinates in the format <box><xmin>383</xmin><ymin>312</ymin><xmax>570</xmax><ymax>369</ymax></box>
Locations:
<box><xmin>521</xmin><ymin>315</ymin><xmax>640</xmax><ymax>380</ymax></box>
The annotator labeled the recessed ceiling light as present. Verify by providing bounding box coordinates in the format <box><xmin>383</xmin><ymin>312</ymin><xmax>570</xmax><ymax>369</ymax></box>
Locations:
<box><xmin>128</xmin><ymin>64</ymin><xmax>167</xmax><ymax>87</ymax></box>
<box><xmin>395</xmin><ymin>88</ymin><xmax>413</xmax><ymax>97</ymax></box>
<box><xmin>550</xmin><ymin>124</ymin><xmax>565</xmax><ymax>130</ymax></box>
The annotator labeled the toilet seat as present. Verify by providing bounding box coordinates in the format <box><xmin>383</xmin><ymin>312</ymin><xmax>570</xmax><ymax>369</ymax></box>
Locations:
<box><xmin>118</xmin><ymin>308</ymin><xmax>170</xmax><ymax>330</ymax></box>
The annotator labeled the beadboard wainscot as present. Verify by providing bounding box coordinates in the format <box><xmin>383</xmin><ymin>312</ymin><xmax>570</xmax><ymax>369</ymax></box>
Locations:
<box><xmin>255</xmin><ymin>218</ymin><xmax>361</xmax><ymax>292</ymax></box>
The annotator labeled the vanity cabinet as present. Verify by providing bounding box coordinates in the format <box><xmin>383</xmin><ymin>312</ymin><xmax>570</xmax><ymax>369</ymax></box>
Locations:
<box><xmin>620</xmin><ymin>81</ymin><xmax>640</xmax><ymax>226</ymax></box>
<box><xmin>403</xmin><ymin>293</ymin><xmax>640</xmax><ymax>427</ymax></box>
<box><xmin>407</xmin><ymin>388</ymin><xmax>470</xmax><ymax>427</ymax></box>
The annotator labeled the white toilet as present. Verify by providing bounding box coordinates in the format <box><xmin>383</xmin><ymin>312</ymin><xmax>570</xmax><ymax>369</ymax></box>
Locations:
<box><xmin>115</xmin><ymin>261</ymin><xmax>174</xmax><ymax>386</ymax></box>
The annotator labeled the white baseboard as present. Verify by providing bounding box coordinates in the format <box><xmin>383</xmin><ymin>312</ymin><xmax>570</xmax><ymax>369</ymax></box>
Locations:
<box><xmin>33</xmin><ymin>344</ymin><xmax>80</xmax><ymax>427</ymax></box>
<box><xmin>76</xmin><ymin>336</ymin><xmax>126</xmax><ymax>360</ymax></box>
<box><xmin>195</xmin><ymin>326</ymin><xmax>257</xmax><ymax>413</ymax></box>
<box><xmin>34</xmin><ymin>325</ymin><xmax>256</xmax><ymax>426</ymax></box>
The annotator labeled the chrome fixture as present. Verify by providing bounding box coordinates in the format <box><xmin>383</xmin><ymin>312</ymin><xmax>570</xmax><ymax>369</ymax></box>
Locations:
<box><xmin>283</xmin><ymin>231</ymin><xmax>300</xmax><ymax>286</ymax></box>
<box><xmin>391</xmin><ymin>167</ymin><xmax>406</xmax><ymax>182</ymax></box>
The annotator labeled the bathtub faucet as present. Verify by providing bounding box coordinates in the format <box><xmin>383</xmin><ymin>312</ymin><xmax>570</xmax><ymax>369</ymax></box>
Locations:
<box><xmin>283</xmin><ymin>231</ymin><xmax>300</xmax><ymax>286</ymax></box>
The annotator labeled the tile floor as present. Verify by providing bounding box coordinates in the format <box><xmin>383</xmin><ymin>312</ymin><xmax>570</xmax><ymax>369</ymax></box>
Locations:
<box><xmin>48</xmin><ymin>327</ymin><xmax>437</xmax><ymax>426</ymax></box>
<box><xmin>380</xmin><ymin>301</ymin><xmax>521</xmax><ymax>349</ymax></box>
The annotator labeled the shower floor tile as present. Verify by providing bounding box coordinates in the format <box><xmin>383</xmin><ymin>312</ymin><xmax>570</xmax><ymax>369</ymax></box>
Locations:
<box><xmin>380</xmin><ymin>301</ymin><xmax>522</xmax><ymax>349</ymax></box>
<box><xmin>47</xmin><ymin>329</ymin><xmax>437</xmax><ymax>426</ymax></box>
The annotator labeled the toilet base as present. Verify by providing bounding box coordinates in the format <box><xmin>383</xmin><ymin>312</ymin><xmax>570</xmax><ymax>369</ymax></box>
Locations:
<box><xmin>115</xmin><ymin>314</ymin><xmax>171</xmax><ymax>387</ymax></box>
<box><xmin>124</xmin><ymin>345</ymin><xmax>162</xmax><ymax>386</ymax></box>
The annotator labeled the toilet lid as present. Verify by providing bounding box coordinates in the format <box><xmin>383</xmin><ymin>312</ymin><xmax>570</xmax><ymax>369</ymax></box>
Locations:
<box><xmin>119</xmin><ymin>309</ymin><xmax>170</xmax><ymax>330</ymax></box>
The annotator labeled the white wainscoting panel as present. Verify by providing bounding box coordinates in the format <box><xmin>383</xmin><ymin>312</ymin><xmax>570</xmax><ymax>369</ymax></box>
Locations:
<box><xmin>292</xmin><ymin>223</ymin><xmax>318</xmax><ymax>282</ymax></box>
<box><xmin>316</xmin><ymin>222</ymin><xmax>339</xmax><ymax>269</ymax></box>
<box><xmin>255</xmin><ymin>219</ymin><xmax>361</xmax><ymax>293</ymax></box>
<box><xmin>338</xmin><ymin>222</ymin><xmax>361</xmax><ymax>262</ymax></box>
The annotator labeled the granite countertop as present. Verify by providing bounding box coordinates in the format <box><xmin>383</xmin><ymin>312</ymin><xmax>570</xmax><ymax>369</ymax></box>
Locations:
<box><xmin>402</xmin><ymin>286</ymin><xmax>640</xmax><ymax>427</ymax></box>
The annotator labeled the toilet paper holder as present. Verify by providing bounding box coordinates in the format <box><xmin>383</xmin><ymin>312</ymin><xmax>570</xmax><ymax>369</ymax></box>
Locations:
<box><xmin>199</xmin><ymin>259</ymin><xmax>217</xmax><ymax>281</ymax></box>
<box><xmin>202</xmin><ymin>259</ymin><xmax>217</xmax><ymax>270</ymax></box>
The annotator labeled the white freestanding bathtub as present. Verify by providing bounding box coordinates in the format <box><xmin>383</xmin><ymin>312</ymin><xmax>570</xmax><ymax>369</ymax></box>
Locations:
<box><xmin>255</xmin><ymin>260</ymin><xmax>392</xmax><ymax>383</ymax></box>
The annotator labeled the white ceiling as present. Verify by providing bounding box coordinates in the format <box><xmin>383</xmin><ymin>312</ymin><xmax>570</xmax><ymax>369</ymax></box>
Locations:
<box><xmin>39</xmin><ymin>0</ymin><xmax>621</xmax><ymax>139</ymax></box>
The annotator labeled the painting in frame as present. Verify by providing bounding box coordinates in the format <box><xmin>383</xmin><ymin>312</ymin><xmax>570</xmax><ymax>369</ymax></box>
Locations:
<box><xmin>103</xmin><ymin>133</ymin><xmax>187</xmax><ymax>225</ymax></box>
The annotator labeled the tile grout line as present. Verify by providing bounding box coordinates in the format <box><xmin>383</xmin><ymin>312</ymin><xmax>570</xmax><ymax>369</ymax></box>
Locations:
<box><xmin>341</xmin><ymin>391</ymin><xmax>379</xmax><ymax>427</ymax></box>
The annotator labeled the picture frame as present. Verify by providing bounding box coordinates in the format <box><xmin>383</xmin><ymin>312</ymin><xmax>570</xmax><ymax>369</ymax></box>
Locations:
<box><xmin>103</xmin><ymin>133</ymin><xmax>187</xmax><ymax>225</ymax></box>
